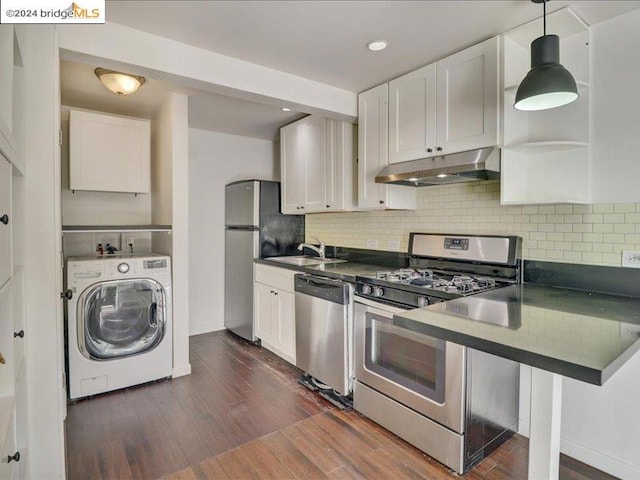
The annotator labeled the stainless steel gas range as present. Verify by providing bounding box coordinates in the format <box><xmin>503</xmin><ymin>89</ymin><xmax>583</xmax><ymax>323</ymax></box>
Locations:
<box><xmin>352</xmin><ymin>233</ymin><xmax>522</xmax><ymax>474</ymax></box>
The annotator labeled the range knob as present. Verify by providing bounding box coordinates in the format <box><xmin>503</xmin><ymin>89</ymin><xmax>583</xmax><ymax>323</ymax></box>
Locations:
<box><xmin>372</xmin><ymin>286</ymin><xmax>384</xmax><ymax>298</ymax></box>
<box><xmin>361</xmin><ymin>284</ymin><xmax>373</xmax><ymax>295</ymax></box>
<box><xmin>417</xmin><ymin>296</ymin><xmax>429</xmax><ymax>308</ymax></box>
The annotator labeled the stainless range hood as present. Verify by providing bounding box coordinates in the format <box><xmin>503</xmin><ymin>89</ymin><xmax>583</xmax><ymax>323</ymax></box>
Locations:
<box><xmin>375</xmin><ymin>147</ymin><xmax>500</xmax><ymax>187</ymax></box>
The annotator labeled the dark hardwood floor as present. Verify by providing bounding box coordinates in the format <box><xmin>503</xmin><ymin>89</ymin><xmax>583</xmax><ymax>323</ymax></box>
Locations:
<box><xmin>65</xmin><ymin>331</ymin><xmax>619</xmax><ymax>480</ymax></box>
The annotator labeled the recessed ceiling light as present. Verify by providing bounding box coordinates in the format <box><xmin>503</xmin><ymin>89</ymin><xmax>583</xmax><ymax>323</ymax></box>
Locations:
<box><xmin>281</xmin><ymin>107</ymin><xmax>291</xmax><ymax>112</ymax></box>
<box><xmin>408</xmin><ymin>178</ymin><xmax>418</xmax><ymax>182</ymax></box>
<box><xmin>437</xmin><ymin>174</ymin><xmax>448</xmax><ymax>178</ymax></box>
<box><xmin>366</xmin><ymin>40</ymin><xmax>388</xmax><ymax>52</ymax></box>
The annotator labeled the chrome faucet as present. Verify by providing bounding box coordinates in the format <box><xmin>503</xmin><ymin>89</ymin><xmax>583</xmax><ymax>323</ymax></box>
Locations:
<box><xmin>298</xmin><ymin>238</ymin><xmax>325</xmax><ymax>258</ymax></box>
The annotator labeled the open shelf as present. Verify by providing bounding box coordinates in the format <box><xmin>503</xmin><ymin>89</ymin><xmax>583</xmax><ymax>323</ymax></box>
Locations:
<box><xmin>504</xmin><ymin>141</ymin><xmax>588</xmax><ymax>154</ymax></box>
<box><xmin>62</xmin><ymin>225</ymin><xmax>172</xmax><ymax>233</ymax></box>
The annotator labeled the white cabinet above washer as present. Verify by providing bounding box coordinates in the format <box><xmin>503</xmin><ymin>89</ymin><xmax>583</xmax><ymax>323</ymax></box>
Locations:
<box><xmin>69</xmin><ymin>109</ymin><xmax>151</xmax><ymax>194</ymax></box>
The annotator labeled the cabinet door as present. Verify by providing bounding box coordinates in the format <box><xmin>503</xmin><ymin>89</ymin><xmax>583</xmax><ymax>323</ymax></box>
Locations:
<box><xmin>275</xmin><ymin>290</ymin><xmax>295</xmax><ymax>364</ymax></box>
<box><xmin>436</xmin><ymin>37</ymin><xmax>499</xmax><ymax>155</ymax></box>
<box><xmin>0</xmin><ymin>411</ymin><xmax>17</xmax><ymax>480</ymax></box>
<box><xmin>325</xmin><ymin>120</ymin><xmax>356</xmax><ymax>212</ymax></box>
<box><xmin>301</xmin><ymin>116</ymin><xmax>327</xmax><ymax>212</ymax></box>
<box><xmin>358</xmin><ymin>84</ymin><xmax>388</xmax><ymax>209</ymax></box>
<box><xmin>0</xmin><ymin>26</ymin><xmax>13</xmax><ymax>146</ymax></box>
<box><xmin>389</xmin><ymin>64</ymin><xmax>437</xmax><ymax>163</ymax></box>
<box><xmin>280</xmin><ymin>121</ymin><xmax>304</xmax><ymax>214</ymax></box>
<box><xmin>0</xmin><ymin>155</ymin><xmax>11</xmax><ymax>289</ymax></box>
<box><xmin>254</xmin><ymin>283</ymin><xmax>275</xmax><ymax>345</ymax></box>
<box><xmin>69</xmin><ymin>109</ymin><xmax>151</xmax><ymax>193</ymax></box>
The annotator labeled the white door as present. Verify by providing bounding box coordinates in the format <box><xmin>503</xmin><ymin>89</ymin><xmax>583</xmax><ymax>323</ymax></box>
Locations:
<box><xmin>358</xmin><ymin>84</ymin><xmax>388</xmax><ymax>209</ymax></box>
<box><xmin>0</xmin><ymin>154</ymin><xmax>11</xmax><ymax>288</ymax></box>
<box><xmin>389</xmin><ymin>64</ymin><xmax>437</xmax><ymax>163</ymax></box>
<box><xmin>280</xmin><ymin>121</ymin><xmax>304</xmax><ymax>214</ymax></box>
<box><xmin>276</xmin><ymin>290</ymin><xmax>295</xmax><ymax>363</ymax></box>
<box><xmin>301</xmin><ymin>116</ymin><xmax>327</xmax><ymax>212</ymax></box>
<box><xmin>436</xmin><ymin>37</ymin><xmax>499</xmax><ymax>155</ymax></box>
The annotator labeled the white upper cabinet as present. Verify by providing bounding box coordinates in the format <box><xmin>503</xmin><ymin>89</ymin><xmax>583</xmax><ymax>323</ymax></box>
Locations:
<box><xmin>69</xmin><ymin>109</ymin><xmax>151</xmax><ymax>193</ymax></box>
<box><xmin>358</xmin><ymin>84</ymin><xmax>416</xmax><ymax>210</ymax></box>
<box><xmin>436</xmin><ymin>37</ymin><xmax>500</xmax><ymax>155</ymax></box>
<box><xmin>280</xmin><ymin>120</ymin><xmax>305</xmax><ymax>214</ymax></box>
<box><xmin>325</xmin><ymin>119</ymin><xmax>357</xmax><ymax>212</ymax></box>
<box><xmin>280</xmin><ymin>115</ymin><xmax>356</xmax><ymax>214</ymax></box>
<box><xmin>300</xmin><ymin>116</ymin><xmax>327</xmax><ymax>211</ymax></box>
<box><xmin>388</xmin><ymin>37</ymin><xmax>500</xmax><ymax>164</ymax></box>
<box><xmin>500</xmin><ymin>8</ymin><xmax>590</xmax><ymax>204</ymax></box>
<box><xmin>281</xmin><ymin>115</ymin><xmax>326</xmax><ymax>214</ymax></box>
<box><xmin>389</xmin><ymin>64</ymin><xmax>437</xmax><ymax>163</ymax></box>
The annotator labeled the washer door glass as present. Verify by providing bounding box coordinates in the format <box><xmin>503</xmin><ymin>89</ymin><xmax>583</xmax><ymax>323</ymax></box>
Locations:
<box><xmin>77</xmin><ymin>279</ymin><xmax>166</xmax><ymax>360</ymax></box>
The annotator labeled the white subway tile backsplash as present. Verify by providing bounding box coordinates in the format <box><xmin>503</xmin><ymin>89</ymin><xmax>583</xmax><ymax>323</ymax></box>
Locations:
<box><xmin>305</xmin><ymin>180</ymin><xmax>640</xmax><ymax>267</ymax></box>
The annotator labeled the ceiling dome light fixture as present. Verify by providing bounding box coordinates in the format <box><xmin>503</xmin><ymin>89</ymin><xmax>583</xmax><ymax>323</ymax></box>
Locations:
<box><xmin>366</xmin><ymin>40</ymin><xmax>388</xmax><ymax>52</ymax></box>
<box><xmin>514</xmin><ymin>0</ymin><xmax>578</xmax><ymax>111</ymax></box>
<box><xmin>94</xmin><ymin>68</ymin><xmax>146</xmax><ymax>96</ymax></box>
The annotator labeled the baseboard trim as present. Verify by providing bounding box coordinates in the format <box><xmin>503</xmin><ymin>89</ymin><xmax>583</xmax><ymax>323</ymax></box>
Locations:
<box><xmin>518</xmin><ymin>420</ymin><xmax>640</xmax><ymax>478</ymax></box>
<box><xmin>188</xmin><ymin>324</ymin><xmax>224</xmax><ymax>336</ymax></box>
<box><xmin>172</xmin><ymin>364</ymin><xmax>191</xmax><ymax>378</ymax></box>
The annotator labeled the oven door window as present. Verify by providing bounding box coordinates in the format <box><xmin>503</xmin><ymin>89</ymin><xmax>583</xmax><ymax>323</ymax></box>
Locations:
<box><xmin>365</xmin><ymin>312</ymin><xmax>446</xmax><ymax>403</ymax></box>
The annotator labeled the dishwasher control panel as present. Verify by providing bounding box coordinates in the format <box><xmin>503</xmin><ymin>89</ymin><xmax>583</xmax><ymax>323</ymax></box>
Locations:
<box><xmin>294</xmin><ymin>274</ymin><xmax>350</xmax><ymax>305</ymax></box>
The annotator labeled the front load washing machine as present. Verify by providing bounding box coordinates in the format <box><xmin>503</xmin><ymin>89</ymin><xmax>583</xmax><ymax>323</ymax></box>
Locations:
<box><xmin>67</xmin><ymin>254</ymin><xmax>172</xmax><ymax>399</ymax></box>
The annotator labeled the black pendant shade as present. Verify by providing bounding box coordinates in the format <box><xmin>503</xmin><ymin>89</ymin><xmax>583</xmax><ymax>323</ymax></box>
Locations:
<box><xmin>514</xmin><ymin>2</ymin><xmax>579</xmax><ymax>111</ymax></box>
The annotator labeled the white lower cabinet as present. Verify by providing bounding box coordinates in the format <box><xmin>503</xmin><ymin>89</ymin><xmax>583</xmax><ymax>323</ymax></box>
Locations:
<box><xmin>254</xmin><ymin>265</ymin><xmax>296</xmax><ymax>364</ymax></box>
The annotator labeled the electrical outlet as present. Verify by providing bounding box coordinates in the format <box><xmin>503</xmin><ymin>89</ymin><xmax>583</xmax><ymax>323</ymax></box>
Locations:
<box><xmin>366</xmin><ymin>239</ymin><xmax>378</xmax><ymax>249</ymax></box>
<box><xmin>622</xmin><ymin>251</ymin><xmax>640</xmax><ymax>268</ymax></box>
<box><xmin>387</xmin><ymin>240</ymin><xmax>400</xmax><ymax>250</ymax></box>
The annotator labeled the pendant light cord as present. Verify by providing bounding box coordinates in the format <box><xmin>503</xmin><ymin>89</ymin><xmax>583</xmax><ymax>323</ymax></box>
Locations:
<box><xmin>543</xmin><ymin>0</ymin><xmax>546</xmax><ymax>35</ymax></box>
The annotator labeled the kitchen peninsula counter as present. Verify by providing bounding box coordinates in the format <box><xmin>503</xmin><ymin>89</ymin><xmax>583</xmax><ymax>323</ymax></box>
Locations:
<box><xmin>395</xmin><ymin>282</ymin><xmax>640</xmax><ymax>479</ymax></box>
<box><xmin>394</xmin><ymin>284</ymin><xmax>640</xmax><ymax>385</ymax></box>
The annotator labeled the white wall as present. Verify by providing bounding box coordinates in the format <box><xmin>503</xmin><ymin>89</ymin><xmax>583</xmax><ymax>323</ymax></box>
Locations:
<box><xmin>152</xmin><ymin>93</ymin><xmax>191</xmax><ymax>377</ymax></box>
<box><xmin>188</xmin><ymin>128</ymin><xmax>278</xmax><ymax>335</ymax></box>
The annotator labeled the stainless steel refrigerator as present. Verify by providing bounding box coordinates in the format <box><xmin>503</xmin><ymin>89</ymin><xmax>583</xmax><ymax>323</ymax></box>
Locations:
<box><xmin>224</xmin><ymin>180</ymin><xmax>304</xmax><ymax>342</ymax></box>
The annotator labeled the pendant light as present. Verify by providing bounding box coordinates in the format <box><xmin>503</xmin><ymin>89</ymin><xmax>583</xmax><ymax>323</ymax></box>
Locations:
<box><xmin>514</xmin><ymin>0</ymin><xmax>578</xmax><ymax>111</ymax></box>
<box><xmin>94</xmin><ymin>68</ymin><xmax>146</xmax><ymax>96</ymax></box>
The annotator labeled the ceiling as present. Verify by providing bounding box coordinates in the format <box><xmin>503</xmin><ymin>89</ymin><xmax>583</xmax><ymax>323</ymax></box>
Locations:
<box><xmin>105</xmin><ymin>0</ymin><xmax>640</xmax><ymax>92</ymax></box>
<box><xmin>63</xmin><ymin>1</ymin><xmax>640</xmax><ymax>140</ymax></box>
<box><xmin>60</xmin><ymin>60</ymin><xmax>303</xmax><ymax>140</ymax></box>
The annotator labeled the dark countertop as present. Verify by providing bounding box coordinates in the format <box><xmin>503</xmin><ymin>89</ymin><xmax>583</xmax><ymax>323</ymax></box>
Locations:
<box><xmin>254</xmin><ymin>258</ymin><xmax>384</xmax><ymax>282</ymax></box>
<box><xmin>394</xmin><ymin>284</ymin><xmax>640</xmax><ymax>386</ymax></box>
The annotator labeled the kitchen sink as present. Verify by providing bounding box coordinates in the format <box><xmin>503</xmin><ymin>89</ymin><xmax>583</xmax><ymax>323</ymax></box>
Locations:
<box><xmin>266</xmin><ymin>255</ymin><xmax>347</xmax><ymax>266</ymax></box>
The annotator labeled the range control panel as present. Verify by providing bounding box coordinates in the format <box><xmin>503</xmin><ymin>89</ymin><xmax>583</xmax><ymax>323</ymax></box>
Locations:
<box><xmin>444</xmin><ymin>237</ymin><xmax>469</xmax><ymax>251</ymax></box>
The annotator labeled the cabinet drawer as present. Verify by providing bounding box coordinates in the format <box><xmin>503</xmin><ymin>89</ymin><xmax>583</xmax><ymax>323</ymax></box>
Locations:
<box><xmin>255</xmin><ymin>264</ymin><xmax>297</xmax><ymax>292</ymax></box>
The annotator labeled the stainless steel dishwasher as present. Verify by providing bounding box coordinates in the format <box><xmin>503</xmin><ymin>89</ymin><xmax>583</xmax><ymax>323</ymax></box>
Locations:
<box><xmin>294</xmin><ymin>274</ymin><xmax>352</xmax><ymax>397</ymax></box>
